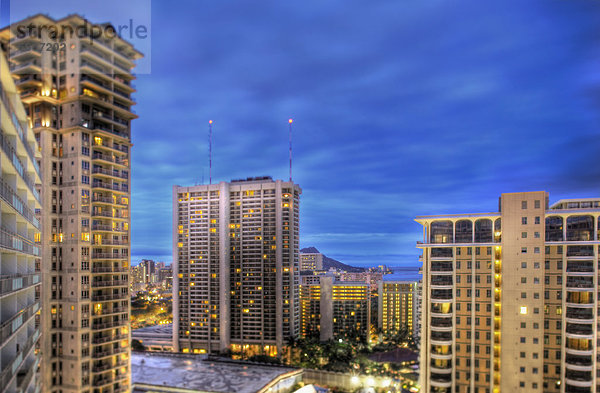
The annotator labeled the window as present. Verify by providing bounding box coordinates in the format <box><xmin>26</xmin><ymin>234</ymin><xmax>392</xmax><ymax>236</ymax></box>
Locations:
<box><xmin>534</xmin><ymin>247</ymin><xmax>540</xmax><ymax>254</ymax></box>
<box><xmin>82</xmin><ymin>146</ymin><xmax>89</xmax><ymax>156</ymax></box>
<box><xmin>534</xmin><ymin>262</ymin><xmax>540</xmax><ymax>269</ymax></box>
<box><xmin>535</xmin><ymin>216</ymin><xmax>540</xmax><ymax>224</ymax></box>
<box><xmin>534</xmin><ymin>232</ymin><xmax>540</xmax><ymax>238</ymax></box>
<box><xmin>534</xmin><ymin>200</ymin><xmax>540</xmax><ymax>209</ymax></box>
<box><xmin>520</xmin><ymin>352</ymin><xmax>526</xmax><ymax>358</ymax></box>
<box><xmin>520</xmin><ymin>337</ymin><xmax>526</xmax><ymax>343</ymax></box>
<box><xmin>82</xmin><ymin>161</ymin><xmax>89</xmax><ymax>170</ymax></box>
<box><xmin>522</xmin><ymin>201</ymin><xmax>528</xmax><ymax>209</ymax></box>
<box><xmin>521</xmin><ymin>262</ymin><xmax>527</xmax><ymax>268</ymax></box>
<box><xmin>520</xmin><ymin>367</ymin><xmax>525</xmax><ymax>373</ymax></box>
<box><xmin>521</xmin><ymin>277</ymin><xmax>527</xmax><ymax>284</ymax></box>
<box><xmin>522</xmin><ymin>232</ymin><xmax>527</xmax><ymax>238</ymax></box>
<box><xmin>82</xmin><ymin>175</ymin><xmax>89</xmax><ymax>184</ymax></box>
<box><xmin>522</xmin><ymin>217</ymin><xmax>527</xmax><ymax>224</ymax></box>
<box><xmin>521</xmin><ymin>247</ymin><xmax>527</xmax><ymax>253</ymax></box>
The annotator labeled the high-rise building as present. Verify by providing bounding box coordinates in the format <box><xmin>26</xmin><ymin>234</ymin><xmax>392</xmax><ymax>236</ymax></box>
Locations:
<box><xmin>140</xmin><ymin>259</ymin><xmax>156</xmax><ymax>283</ymax></box>
<box><xmin>0</xmin><ymin>46</ymin><xmax>42</xmax><ymax>393</ymax></box>
<box><xmin>173</xmin><ymin>176</ymin><xmax>301</xmax><ymax>356</ymax></box>
<box><xmin>300</xmin><ymin>275</ymin><xmax>370</xmax><ymax>341</ymax></box>
<box><xmin>300</xmin><ymin>251</ymin><xmax>323</xmax><ymax>271</ymax></box>
<box><xmin>417</xmin><ymin>191</ymin><xmax>600</xmax><ymax>393</ymax></box>
<box><xmin>0</xmin><ymin>14</ymin><xmax>142</xmax><ymax>393</ymax></box>
<box><xmin>378</xmin><ymin>281</ymin><xmax>417</xmax><ymax>338</ymax></box>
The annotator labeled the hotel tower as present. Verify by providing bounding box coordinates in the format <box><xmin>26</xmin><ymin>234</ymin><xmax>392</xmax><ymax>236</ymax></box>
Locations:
<box><xmin>173</xmin><ymin>176</ymin><xmax>301</xmax><ymax>356</ymax></box>
<box><xmin>417</xmin><ymin>192</ymin><xmax>600</xmax><ymax>393</ymax></box>
<box><xmin>0</xmin><ymin>47</ymin><xmax>42</xmax><ymax>393</ymax></box>
<box><xmin>1</xmin><ymin>14</ymin><xmax>142</xmax><ymax>393</ymax></box>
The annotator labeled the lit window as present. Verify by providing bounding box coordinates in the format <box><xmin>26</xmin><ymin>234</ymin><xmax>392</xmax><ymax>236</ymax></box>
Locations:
<box><xmin>520</xmin><ymin>306</ymin><xmax>527</xmax><ymax>314</ymax></box>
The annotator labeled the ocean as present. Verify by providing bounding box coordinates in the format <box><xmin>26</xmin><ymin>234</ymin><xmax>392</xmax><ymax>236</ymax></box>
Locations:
<box><xmin>382</xmin><ymin>266</ymin><xmax>422</xmax><ymax>282</ymax></box>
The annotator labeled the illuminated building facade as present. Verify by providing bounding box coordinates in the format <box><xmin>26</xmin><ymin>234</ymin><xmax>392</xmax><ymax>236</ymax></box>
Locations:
<box><xmin>417</xmin><ymin>192</ymin><xmax>600</xmax><ymax>393</ymax></box>
<box><xmin>378</xmin><ymin>281</ymin><xmax>417</xmax><ymax>338</ymax></box>
<box><xmin>173</xmin><ymin>177</ymin><xmax>301</xmax><ymax>356</ymax></box>
<box><xmin>300</xmin><ymin>252</ymin><xmax>323</xmax><ymax>271</ymax></box>
<box><xmin>300</xmin><ymin>275</ymin><xmax>370</xmax><ymax>341</ymax></box>
<box><xmin>0</xmin><ymin>46</ymin><xmax>42</xmax><ymax>393</ymax></box>
<box><xmin>0</xmin><ymin>14</ymin><xmax>141</xmax><ymax>393</ymax></box>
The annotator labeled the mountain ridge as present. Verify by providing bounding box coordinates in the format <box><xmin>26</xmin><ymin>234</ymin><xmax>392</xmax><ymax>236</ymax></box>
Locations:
<box><xmin>300</xmin><ymin>247</ymin><xmax>365</xmax><ymax>273</ymax></box>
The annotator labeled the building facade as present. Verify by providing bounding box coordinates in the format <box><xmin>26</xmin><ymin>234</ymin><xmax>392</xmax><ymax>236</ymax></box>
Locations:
<box><xmin>0</xmin><ymin>14</ymin><xmax>142</xmax><ymax>393</ymax></box>
<box><xmin>378</xmin><ymin>281</ymin><xmax>417</xmax><ymax>338</ymax></box>
<box><xmin>300</xmin><ymin>275</ymin><xmax>370</xmax><ymax>341</ymax></box>
<box><xmin>417</xmin><ymin>192</ymin><xmax>600</xmax><ymax>393</ymax></box>
<box><xmin>173</xmin><ymin>177</ymin><xmax>301</xmax><ymax>356</ymax></box>
<box><xmin>0</xmin><ymin>46</ymin><xmax>42</xmax><ymax>393</ymax></box>
<box><xmin>300</xmin><ymin>252</ymin><xmax>323</xmax><ymax>271</ymax></box>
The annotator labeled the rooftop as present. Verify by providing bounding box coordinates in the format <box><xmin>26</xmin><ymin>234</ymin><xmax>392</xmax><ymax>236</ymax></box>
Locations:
<box><xmin>131</xmin><ymin>352</ymin><xmax>300</xmax><ymax>393</ymax></box>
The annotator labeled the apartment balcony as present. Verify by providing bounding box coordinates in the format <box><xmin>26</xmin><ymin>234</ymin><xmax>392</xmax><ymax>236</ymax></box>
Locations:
<box><xmin>91</xmin><ymin>252</ymin><xmax>126</xmax><ymax>260</ymax></box>
<box><xmin>81</xmin><ymin>75</ymin><xmax>114</xmax><ymax>97</ymax></box>
<box><xmin>0</xmin><ymin>301</ymin><xmax>39</xmax><ymax>342</ymax></box>
<box><xmin>430</xmin><ymin>248</ymin><xmax>453</xmax><ymax>259</ymax></box>
<box><xmin>566</xmin><ymin>277</ymin><xmax>594</xmax><ymax>289</ymax></box>
<box><xmin>564</xmin><ymin>369</ymin><xmax>593</xmax><ymax>386</ymax></box>
<box><xmin>566</xmin><ymin>261</ymin><xmax>594</xmax><ymax>275</ymax></box>
<box><xmin>0</xmin><ymin>327</ymin><xmax>39</xmax><ymax>390</ymax></box>
<box><xmin>92</xmin><ymin>238</ymin><xmax>128</xmax><ymax>246</ymax></box>
<box><xmin>0</xmin><ymin>272</ymin><xmax>40</xmax><ymax>297</ymax></box>
<box><xmin>92</xmin><ymin>319</ymin><xmax>128</xmax><ymax>331</ymax></box>
<box><xmin>430</xmin><ymin>262</ymin><xmax>453</xmax><ymax>273</ymax></box>
<box><xmin>92</xmin><ymin>333</ymin><xmax>127</xmax><ymax>345</ymax></box>
<box><xmin>92</xmin><ymin>361</ymin><xmax>112</xmax><ymax>373</ymax></box>
<box><xmin>92</xmin><ymin>167</ymin><xmax>128</xmax><ymax>180</ymax></box>
<box><xmin>92</xmin><ymin>265</ymin><xmax>128</xmax><ymax>274</ymax></box>
<box><xmin>430</xmin><ymin>373</ymin><xmax>452</xmax><ymax>388</ymax></box>
<box><xmin>93</xmin><ymin>307</ymin><xmax>127</xmax><ymax>318</ymax></box>
<box><xmin>430</xmin><ymin>359</ymin><xmax>452</xmax><ymax>372</ymax></box>
<box><xmin>92</xmin><ymin>224</ymin><xmax>128</xmax><ymax>233</ymax></box>
<box><xmin>91</xmin><ymin>210</ymin><xmax>128</xmax><ymax>221</ymax></box>
<box><xmin>430</xmin><ymin>331</ymin><xmax>452</xmax><ymax>343</ymax></box>
<box><xmin>431</xmin><ymin>289</ymin><xmax>453</xmax><ymax>302</ymax></box>
<box><xmin>566</xmin><ymin>308</ymin><xmax>594</xmax><ymax>322</ymax></box>
<box><xmin>566</xmin><ymin>323</ymin><xmax>593</xmax><ymax>338</ymax></box>
<box><xmin>91</xmin><ymin>293</ymin><xmax>127</xmax><ymax>302</ymax></box>
<box><xmin>92</xmin><ymin>195</ymin><xmax>118</xmax><ymax>205</ymax></box>
<box><xmin>10</xmin><ymin>59</ymin><xmax>42</xmax><ymax>74</ymax></box>
<box><xmin>93</xmin><ymin>374</ymin><xmax>115</xmax><ymax>388</ymax></box>
<box><xmin>430</xmin><ymin>276</ymin><xmax>453</xmax><ymax>288</ymax></box>
<box><xmin>565</xmin><ymin>354</ymin><xmax>593</xmax><ymax>370</ymax></box>
<box><xmin>565</xmin><ymin>345</ymin><xmax>593</xmax><ymax>356</ymax></box>
<box><xmin>92</xmin><ymin>345</ymin><xmax>127</xmax><ymax>359</ymax></box>
<box><xmin>91</xmin><ymin>279</ymin><xmax>127</xmax><ymax>288</ymax></box>
<box><xmin>565</xmin><ymin>384</ymin><xmax>593</xmax><ymax>393</ymax></box>
<box><xmin>15</xmin><ymin>356</ymin><xmax>39</xmax><ymax>393</ymax></box>
<box><xmin>14</xmin><ymin>72</ymin><xmax>42</xmax><ymax>88</ymax></box>
<box><xmin>92</xmin><ymin>152</ymin><xmax>129</xmax><ymax>167</ymax></box>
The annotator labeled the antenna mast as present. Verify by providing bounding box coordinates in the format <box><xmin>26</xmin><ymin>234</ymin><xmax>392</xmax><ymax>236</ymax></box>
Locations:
<box><xmin>209</xmin><ymin>120</ymin><xmax>213</xmax><ymax>184</ymax></box>
<box><xmin>288</xmin><ymin>118</ymin><xmax>293</xmax><ymax>181</ymax></box>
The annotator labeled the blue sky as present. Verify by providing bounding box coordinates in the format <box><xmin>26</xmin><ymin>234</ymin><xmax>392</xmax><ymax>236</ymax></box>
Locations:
<box><xmin>9</xmin><ymin>0</ymin><xmax>600</xmax><ymax>267</ymax></box>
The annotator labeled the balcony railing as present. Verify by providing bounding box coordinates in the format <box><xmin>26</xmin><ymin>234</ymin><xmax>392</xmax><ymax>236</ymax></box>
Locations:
<box><xmin>566</xmin><ymin>277</ymin><xmax>594</xmax><ymax>289</ymax></box>
<box><xmin>91</xmin><ymin>252</ymin><xmax>126</xmax><ymax>260</ymax></box>
<box><xmin>0</xmin><ymin>178</ymin><xmax>39</xmax><ymax>229</ymax></box>
<box><xmin>92</xmin><ymin>167</ymin><xmax>128</xmax><ymax>179</ymax></box>
<box><xmin>92</xmin><ymin>333</ymin><xmax>127</xmax><ymax>344</ymax></box>
<box><xmin>0</xmin><ymin>227</ymin><xmax>39</xmax><ymax>256</ymax></box>
<box><xmin>92</xmin><ymin>292</ymin><xmax>129</xmax><ymax>302</ymax></box>
<box><xmin>91</xmin><ymin>279</ymin><xmax>127</xmax><ymax>288</ymax></box>
<box><xmin>0</xmin><ymin>89</ymin><xmax>40</xmax><ymax>177</ymax></box>
<box><xmin>0</xmin><ymin>272</ymin><xmax>40</xmax><ymax>296</ymax></box>
<box><xmin>0</xmin><ymin>301</ymin><xmax>39</xmax><ymax>342</ymax></box>
<box><xmin>0</xmin><ymin>112</ymin><xmax>40</xmax><ymax>200</ymax></box>
<box><xmin>0</xmin><ymin>327</ymin><xmax>39</xmax><ymax>390</ymax></box>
